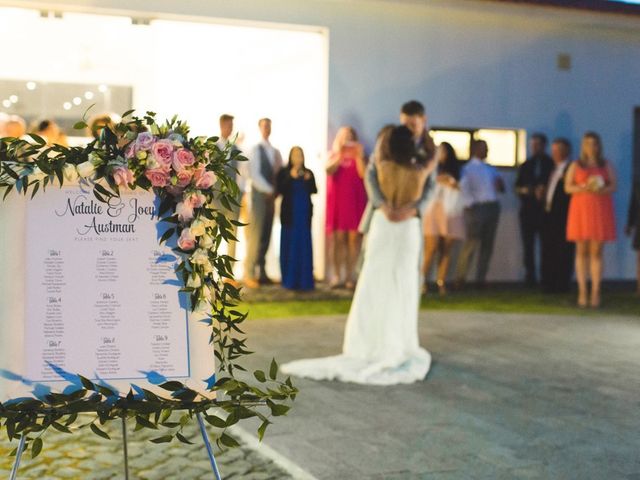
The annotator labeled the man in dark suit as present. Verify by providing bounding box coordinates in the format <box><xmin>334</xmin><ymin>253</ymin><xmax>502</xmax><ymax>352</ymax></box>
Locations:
<box><xmin>516</xmin><ymin>133</ymin><xmax>554</xmax><ymax>286</ymax></box>
<box><xmin>541</xmin><ymin>138</ymin><xmax>574</xmax><ymax>293</ymax></box>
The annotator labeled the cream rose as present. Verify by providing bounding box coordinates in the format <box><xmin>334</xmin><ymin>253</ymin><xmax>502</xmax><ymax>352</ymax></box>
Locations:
<box><xmin>62</xmin><ymin>164</ymin><xmax>78</xmax><ymax>183</ymax></box>
<box><xmin>77</xmin><ymin>161</ymin><xmax>96</xmax><ymax>178</ymax></box>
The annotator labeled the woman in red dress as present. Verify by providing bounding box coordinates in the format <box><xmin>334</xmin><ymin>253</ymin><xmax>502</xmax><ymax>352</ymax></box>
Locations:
<box><xmin>565</xmin><ymin>132</ymin><xmax>617</xmax><ymax>308</ymax></box>
<box><xmin>326</xmin><ymin>127</ymin><xmax>367</xmax><ymax>289</ymax></box>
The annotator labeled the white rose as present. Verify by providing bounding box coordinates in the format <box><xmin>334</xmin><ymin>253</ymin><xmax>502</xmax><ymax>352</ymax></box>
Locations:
<box><xmin>199</xmin><ymin>234</ymin><xmax>214</xmax><ymax>249</ymax></box>
<box><xmin>88</xmin><ymin>152</ymin><xmax>102</xmax><ymax>166</ymax></box>
<box><xmin>63</xmin><ymin>164</ymin><xmax>79</xmax><ymax>183</ymax></box>
<box><xmin>186</xmin><ymin>274</ymin><xmax>202</xmax><ymax>289</ymax></box>
<box><xmin>202</xmin><ymin>261</ymin><xmax>213</xmax><ymax>276</ymax></box>
<box><xmin>202</xmin><ymin>217</ymin><xmax>217</xmax><ymax>229</ymax></box>
<box><xmin>190</xmin><ymin>219</ymin><xmax>206</xmax><ymax>237</ymax></box>
<box><xmin>190</xmin><ymin>248</ymin><xmax>209</xmax><ymax>265</ymax></box>
<box><xmin>77</xmin><ymin>161</ymin><xmax>96</xmax><ymax>178</ymax></box>
<box><xmin>146</xmin><ymin>154</ymin><xmax>159</xmax><ymax>170</ymax></box>
<box><xmin>30</xmin><ymin>167</ymin><xmax>47</xmax><ymax>182</ymax></box>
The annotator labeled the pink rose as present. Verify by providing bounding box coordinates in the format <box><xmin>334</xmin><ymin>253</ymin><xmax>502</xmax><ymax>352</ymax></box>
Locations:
<box><xmin>112</xmin><ymin>166</ymin><xmax>134</xmax><ymax>188</ymax></box>
<box><xmin>185</xmin><ymin>191</ymin><xmax>206</xmax><ymax>209</ymax></box>
<box><xmin>145</xmin><ymin>168</ymin><xmax>170</xmax><ymax>187</ymax></box>
<box><xmin>152</xmin><ymin>140</ymin><xmax>174</xmax><ymax>169</ymax></box>
<box><xmin>176</xmin><ymin>201</ymin><xmax>194</xmax><ymax>223</ymax></box>
<box><xmin>136</xmin><ymin>131</ymin><xmax>156</xmax><ymax>150</ymax></box>
<box><xmin>176</xmin><ymin>169</ymin><xmax>193</xmax><ymax>188</ymax></box>
<box><xmin>177</xmin><ymin>228</ymin><xmax>196</xmax><ymax>251</ymax></box>
<box><xmin>193</xmin><ymin>164</ymin><xmax>217</xmax><ymax>190</ymax></box>
<box><xmin>172</xmin><ymin>148</ymin><xmax>196</xmax><ymax>172</ymax></box>
<box><xmin>125</xmin><ymin>142</ymin><xmax>136</xmax><ymax>159</ymax></box>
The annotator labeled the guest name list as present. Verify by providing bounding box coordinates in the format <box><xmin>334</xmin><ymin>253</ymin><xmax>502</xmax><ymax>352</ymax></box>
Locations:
<box><xmin>25</xmin><ymin>186</ymin><xmax>190</xmax><ymax>382</ymax></box>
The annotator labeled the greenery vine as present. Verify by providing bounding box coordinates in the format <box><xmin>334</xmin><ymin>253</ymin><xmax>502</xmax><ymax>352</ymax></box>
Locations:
<box><xmin>0</xmin><ymin>110</ymin><xmax>297</xmax><ymax>458</ymax></box>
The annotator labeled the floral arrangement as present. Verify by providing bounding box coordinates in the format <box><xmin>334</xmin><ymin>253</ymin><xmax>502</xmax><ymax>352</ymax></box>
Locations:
<box><xmin>0</xmin><ymin>111</ymin><xmax>297</xmax><ymax>456</ymax></box>
<box><xmin>586</xmin><ymin>174</ymin><xmax>606</xmax><ymax>192</ymax></box>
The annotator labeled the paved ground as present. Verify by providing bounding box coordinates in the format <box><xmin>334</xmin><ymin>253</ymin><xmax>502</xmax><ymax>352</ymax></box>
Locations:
<box><xmin>0</xmin><ymin>416</ymin><xmax>292</xmax><ymax>479</ymax></box>
<box><xmin>240</xmin><ymin>310</ymin><xmax>640</xmax><ymax>480</ymax></box>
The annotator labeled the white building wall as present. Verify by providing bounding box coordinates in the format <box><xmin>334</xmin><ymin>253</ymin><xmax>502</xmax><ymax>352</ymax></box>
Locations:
<box><xmin>10</xmin><ymin>0</ymin><xmax>640</xmax><ymax>279</ymax></box>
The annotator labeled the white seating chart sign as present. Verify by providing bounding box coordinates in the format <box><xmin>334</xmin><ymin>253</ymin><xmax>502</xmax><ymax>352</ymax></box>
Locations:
<box><xmin>0</xmin><ymin>185</ymin><xmax>215</xmax><ymax>400</ymax></box>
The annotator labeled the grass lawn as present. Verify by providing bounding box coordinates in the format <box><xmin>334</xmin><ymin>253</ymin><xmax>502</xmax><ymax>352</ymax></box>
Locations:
<box><xmin>240</xmin><ymin>287</ymin><xmax>639</xmax><ymax>319</ymax></box>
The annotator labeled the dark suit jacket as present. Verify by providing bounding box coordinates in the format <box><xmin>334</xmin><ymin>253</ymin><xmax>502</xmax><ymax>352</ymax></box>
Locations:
<box><xmin>276</xmin><ymin>168</ymin><xmax>317</xmax><ymax>227</ymax></box>
<box><xmin>543</xmin><ymin>162</ymin><xmax>571</xmax><ymax>235</ymax></box>
<box><xmin>516</xmin><ymin>153</ymin><xmax>554</xmax><ymax>215</ymax></box>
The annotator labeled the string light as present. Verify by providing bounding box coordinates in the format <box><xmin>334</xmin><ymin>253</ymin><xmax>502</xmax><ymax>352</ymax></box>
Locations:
<box><xmin>26</xmin><ymin>81</ymin><xmax>37</xmax><ymax>91</ymax></box>
<box><xmin>84</xmin><ymin>91</ymin><xmax>94</xmax><ymax>100</ymax></box>
<box><xmin>63</xmin><ymin>102</ymin><xmax>72</xmax><ymax>110</ymax></box>
<box><xmin>72</xmin><ymin>97</ymin><xmax>82</xmax><ymax>106</ymax></box>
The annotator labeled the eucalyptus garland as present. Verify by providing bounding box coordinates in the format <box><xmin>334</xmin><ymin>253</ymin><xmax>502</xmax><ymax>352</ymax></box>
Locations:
<box><xmin>0</xmin><ymin>111</ymin><xmax>297</xmax><ymax>458</ymax></box>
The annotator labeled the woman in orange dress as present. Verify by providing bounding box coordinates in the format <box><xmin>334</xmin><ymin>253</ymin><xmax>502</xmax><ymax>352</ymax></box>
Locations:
<box><xmin>565</xmin><ymin>132</ymin><xmax>617</xmax><ymax>308</ymax></box>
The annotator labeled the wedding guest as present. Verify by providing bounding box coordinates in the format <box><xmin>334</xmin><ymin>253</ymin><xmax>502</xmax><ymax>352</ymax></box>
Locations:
<box><xmin>87</xmin><ymin>113</ymin><xmax>117</xmax><ymax>140</ymax></box>
<box><xmin>625</xmin><ymin>178</ymin><xmax>640</xmax><ymax>295</ymax></box>
<box><xmin>31</xmin><ymin>119</ymin><xmax>63</xmax><ymax>145</ymax></box>
<box><xmin>515</xmin><ymin>133</ymin><xmax>554</xmax><ymax>286</ymax></box>
<box><xmin>422</xmin><ymin>142</ymin><xmax>464</xmax><ymax>295</ymax></box>
<box><xmin>541</xmin><ymin>138</ymin><xmax>574</xmax><ymax>293</ymax></box>
<box><xmin>326</xmin><ymin>126</ymin><xmax>367</xmax><ymax>289</ymax></box>
<box><xmin>565</xmin><ymin>131</ymin><xmax>617</xmax><ymax>308</ymax></box>
<box><xmin>454</xmin><ymin>139</ymin><xmax>505</xmax><ymax>288</ymax></box>
<box><xmin>5</xmin><ymin>115</ymin><xmax>26</xmax><ymax>139</ymax></box>
<box><xmin>0</xmin><ymin>112</ymin><xmax>8</xmax><ymax>137</ymax></box>
<box><xmin>277</xmin><ymin>146</ymin><xmax>317</xmax><ymax>291</ymax></box>
<box><xmin>244</xmin><ymin>118</ymin><xmax>283</xmax><ymax>288</ymax></box>
<box><xmin>216</xmin><ymin>114</ymin><xmax>244</xmax><ymax>265</ymax></box>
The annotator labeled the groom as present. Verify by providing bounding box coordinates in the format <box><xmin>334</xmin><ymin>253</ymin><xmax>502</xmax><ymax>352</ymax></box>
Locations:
<box><xmin>359</xmin><ymin>100</ymin><xmax>436</xmax><ymax>233</ymax></box>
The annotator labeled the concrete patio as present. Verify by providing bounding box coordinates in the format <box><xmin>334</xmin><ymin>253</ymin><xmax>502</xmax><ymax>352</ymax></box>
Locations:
<box><xmin>241</xmin><ymin>310</ymin><xmax>640</xmax><ymax>479</ymax></box>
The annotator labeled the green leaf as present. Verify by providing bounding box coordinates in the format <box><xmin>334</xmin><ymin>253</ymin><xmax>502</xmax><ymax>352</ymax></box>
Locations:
<box><xmin>150</xmin><ymin>435</ymin><xmax>173</xmax><ymax>444</ymax></box>
<box><xmin>269</xmin><ymin>358</ymin><xmax>278</xmax><ymax>380</ymax></box>
<box><xmin>159</xmin><ymin>381</ymin><xmax>184</xmax><ymax>391</ymax></box>
<box><xmin>159</xmin><ymin>228</ymin><xmax>175</xmax><ymax>245</ymax></box>
<box><xmin>31</xmin><ymin>437</ymin><xmax>43</xmax><ymax>458</ymax></box>
<box><xmin>219</xmin><ymin>433</ymin><xmax>240</xmax><ymax>448</ymax></box>
<box><xmin>254</xmin><ymin>370</ymin><xmax>266</xmax><ymax>383</ymax></box>
<box><xmin>267</xmin><ymin>400</ymin><xmax>290</xmax><ymax>417</ymax></box>
<box><xmin>94</xmin><ymin>183</ymin><xmax>114</xmax><ymax>199</ymax></box>
<box><xmin>176</xmin><ymin>433</ymin><xmax>194</xmax><ymax>445</ymax></box>
<box><xmin>51</xmin><ymin>422</ymin><xmax>72</xmax><ymax>434</ymax></box>
<box><xmin>79</xmin><ymin>376</ymin><xmax>96</xmax><ymax>391</ymax></box>
<box><xmin>204</xmin><ymin>415</ymin><xmax>226</xmax><ymax>429</ymax></box>
<box><xmin>135</xmin><ymin>416</ymin><xmax>158</xmax><ymax>430</ymax></box>
<box><xmin>257</xmin><ymin>419</ymin><xmax>271</xmax><ymax>442</ymax></box>
<box><xmin>73</xmin><ymin>121</ymin><xmax>88</xmax><ymax>130</ymax></box>
<box><xmin>90</xmin><ymin>423</ymin><xmax>111</xmax><ymax>440</ymax></box>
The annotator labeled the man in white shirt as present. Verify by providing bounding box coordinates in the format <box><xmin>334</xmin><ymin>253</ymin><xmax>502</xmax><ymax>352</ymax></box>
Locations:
<box><xmin>243</xmin><ymin>118</ymin><xmax>283</xmax><ymax>288</ymax></box>
<box><xmin>541</xmin><ymin>138</ymin><xmax>574</xmax><ymax>293</ymax></box>
<box><xmin>454</xmin><ymin>139</ymin><xmax>505</xmax><ymax>288</ymax></box>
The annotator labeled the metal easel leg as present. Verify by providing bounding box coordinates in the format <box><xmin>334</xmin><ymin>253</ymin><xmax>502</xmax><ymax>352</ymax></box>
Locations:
<box><xmin>9</xmin><ymin>434</ymin><xmax>27</xmax><ymax>480</ymax></box>
<box><xmin>122</xmin><ymin>417</ymin><xmax>130</xmax><ymax>480</ymax></box>
<box><xmin>196</xmin><ymin>413</ymin><xmax>222</xmax><ymax>480</ymax></box>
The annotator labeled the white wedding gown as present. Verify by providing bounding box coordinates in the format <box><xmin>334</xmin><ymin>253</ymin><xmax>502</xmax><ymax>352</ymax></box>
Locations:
<box><xmin>281</xmin><ymin>210</ymin><xmax>431</xmax><ymax>385</ymax></box>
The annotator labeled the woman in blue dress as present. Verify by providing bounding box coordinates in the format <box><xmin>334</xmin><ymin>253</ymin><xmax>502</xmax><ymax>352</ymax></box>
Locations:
<box><xmin>277</xmin><ymin>146</ymin><xmax>317</xmax><ymax>290</ymax></box>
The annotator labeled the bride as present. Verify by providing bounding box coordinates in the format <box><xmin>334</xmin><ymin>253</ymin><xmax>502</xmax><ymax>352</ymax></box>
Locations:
<box><xmin>281</xmin><ymin>125</ymin><xmax>435</xmax><ymax>385</ymax></box>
